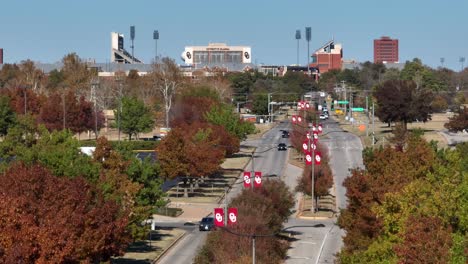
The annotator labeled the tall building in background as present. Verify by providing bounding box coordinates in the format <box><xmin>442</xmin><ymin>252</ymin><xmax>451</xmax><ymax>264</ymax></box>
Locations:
<box><xmin>309</xmin><ymin>40</ymin><xmax>343</xmax><ymax>74</ymax></box>
<box><xmin>374</xmin><ymin>36</ymin><xmax>399</xmax><ymax>63</ymax></box>
<box><xmin>0</xmin><ymin>48</ymin><xmax>3</xmax><ymax>64</ymax></box>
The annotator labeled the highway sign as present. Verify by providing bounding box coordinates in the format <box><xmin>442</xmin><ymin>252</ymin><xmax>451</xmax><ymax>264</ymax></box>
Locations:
<box><xmin>352</xmin><ymin>107</ymin><xmax>364</xmax><ymax>112</ymax></box>
<box><xmin>337</xmin><ymin>100</ymin><xmax>349</xmax><ymax>104</ymax></box>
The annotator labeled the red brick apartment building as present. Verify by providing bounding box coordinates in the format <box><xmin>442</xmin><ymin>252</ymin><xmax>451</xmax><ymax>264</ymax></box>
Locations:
<box><xmin>374</xmin><ymin>36</ymin><xmax>399</xmax><ymax>63</ymax></box>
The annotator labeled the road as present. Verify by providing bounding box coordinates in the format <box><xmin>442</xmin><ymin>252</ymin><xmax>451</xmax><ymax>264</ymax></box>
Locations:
<box><xmin>284</xmin><ymin>117</ymin><xmax>363</xmax><ymax>264</ymax></box>
<box><xmin>156</xmin><ymin>121</ymin><xmax>290</xmax><ymax>264</ymax></box>
<box><xmin>157</xmin><ymin>117</ymin><xmax>363</xmax><ymax>264</ymax></box>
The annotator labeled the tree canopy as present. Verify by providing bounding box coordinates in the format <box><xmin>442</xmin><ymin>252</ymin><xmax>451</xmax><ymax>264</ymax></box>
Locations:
<box><xmin>0</xmin><ymin>164</ymin><xmax>130</xmax><ymax>263</ymax></box>
<box><xmin>117</xmin><ymin>96</ymin><xmax>155</xmax><ymax>140</ymax></box>
<box><xmin>374</xmin><ymin>80</ymin><xmax>434</xmax><ymax>130</ymax></box>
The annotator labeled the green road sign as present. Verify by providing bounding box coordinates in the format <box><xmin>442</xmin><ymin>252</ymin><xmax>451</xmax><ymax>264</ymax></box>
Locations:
<box><xmin>337</xmin><ymin>100</ymin><xmax>349</xmax><ymax>104</ymax></box>
<box><xmin>352</xmin><ymin>107</ymin><xmax>364</xmax><ymax>112</ymax></box>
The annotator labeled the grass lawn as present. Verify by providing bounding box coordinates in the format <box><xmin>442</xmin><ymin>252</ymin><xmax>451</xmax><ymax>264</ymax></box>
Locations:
<box><xmin>335</xmin><ymin>112</ymin><xmax>453</xmax><ymax>149</ymax></box>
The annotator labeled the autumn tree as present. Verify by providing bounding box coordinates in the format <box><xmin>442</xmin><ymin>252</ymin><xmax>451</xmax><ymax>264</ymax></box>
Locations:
<box><xmin>170</xmin><ymin>89</ymin><xmax>241</xmax><ymax>156</ymax></box>
<box><xmin>444</xmin><ymin>106</ymin><xmax>468</xmax><ymax>132</ymax></box>
<box><xmin>0</xmin><ymin>164</ymin><xmax>130</xmax><ymax>263</ymax></box>
<box><xmin>296</xmin><ymin>143</ymin><xmax>333</xmax><ymax>209</ymax></box>
<box><xmin>394</xmin><ymin>216</ymin><xmax>453</xmax><ymax>263</ymax></box>
<box><xmin>93</xmin><ymin>137</ymin><xmax>147</xmax><ymax>239</ymax></box>
<box><xmin>156</xmin><ymin>123</ymin><xmax>226</xmax><ymax>197</ymax></box>
<box><xmin>374</xmin><ymin>79</ymin><xmax>434</xmax><ymax>130</ymax></box>
<box><xmin>338</xmin><ymin>134</ymin><xmax>436</xmax><ymax>255</ymax></box>
<box><xmin>61</xmin><ymin>53</ymin><xmax>93</xmax><ymax>90</ymax></box>
<box><xmin>195</xmin><ymin>180</ymin><xmax>294</xmax><ymax>264</ymax></box>
<box><xmin>1</xmin><ymin>87</ymin><xmax>43</xmax><ymax>116</ymax></box>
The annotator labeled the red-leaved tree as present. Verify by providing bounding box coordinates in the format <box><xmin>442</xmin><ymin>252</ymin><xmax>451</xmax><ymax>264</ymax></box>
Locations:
<box><xmin>0</xmin><ymin>163</ymin><xmax>130</xmax><ymax>263</ymax></box>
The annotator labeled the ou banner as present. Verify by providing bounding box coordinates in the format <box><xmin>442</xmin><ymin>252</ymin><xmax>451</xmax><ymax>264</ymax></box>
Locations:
<box><xmin>315</xmin><ymin>151</ymin><xmax>322</xmax><ymax>165</ymax></box>
<box><xmin>305</xmin><ymin>151</ymin><xmax>313</xmax><ymax>165</ymax></box>
<box><xmin>318</xmin><ymin>124</ymin><xmax>323</xmax><ymax>133</ymax></box>
<box><xmin>302</xmin><ymin>140</ymin><xmax>309</xmax><ymax>153</ymax></box>
<box><xmin>243</xmin><ymin>172</ymin><xmax>251</xmax><ymax>188</ymax></box>
<box><xmin>254</xmin><ymin>171</ymin><xmax>262</xmax><ymax>188</ymax></box>
<box><xmin>228</xmin><ymin>208</ymin><xmax>238</xmax><ymax>225</ymax></box>
<box><xmin>214</xmin><ymin>208</ymin><xmax>224</xmax><ymax>227</ymax></box>
<box><xmin>313</xmin><ymin>132</ymin><xmax>319</xmax><ymax>142</ymax></box>
<box><xmin>297</xmin><ymin>116</ymin><xmax>302</xmax><ymax>123</ymax></box>
<box><xmin>292</xmin><ymin>115</ymin><xmax>297</xmax><ymax>123</ymax></box>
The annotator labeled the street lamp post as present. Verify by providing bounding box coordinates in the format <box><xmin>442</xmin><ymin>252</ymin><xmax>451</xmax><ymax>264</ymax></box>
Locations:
<box><xmin>153</xmin><ymin>30</ymin><xmax>159</xmax><ymax>62</ymax></box>
<box><xmin>116</xmin><ymin>77</ymin><xmax>124</xmax><ymax>142</ymax></box>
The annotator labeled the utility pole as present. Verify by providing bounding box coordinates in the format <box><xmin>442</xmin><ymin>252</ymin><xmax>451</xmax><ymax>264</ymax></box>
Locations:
<box><xmin>305</xmin><ymin>27</ymin><xmax>311</xmax><ymax>76</ymax></box>
<box><xmin>341</xmin><ymin>81</ymin><xmax>347</xmax><ymax>117</ymax></box>
<box><xmin>366</xmin><ymin>96</ymin><xmax>369</xmax><ymax>137</ymax></box>
<box><xmin>310</xmin><ymin>127</ymin><xmax>316</xmax><ymax>213</ymax></box>
<box><xmin>372</xmin><ymin>102</ymin><xmax>375</xmax><ymax>146</ymax></box>
<box><xmin>91</xmin><ymin>78</ymin><xmax>99</xmax><ymax>139</ymax></box>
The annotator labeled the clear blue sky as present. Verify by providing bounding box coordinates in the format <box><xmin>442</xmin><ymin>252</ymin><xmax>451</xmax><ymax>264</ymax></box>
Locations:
<box><xmin>1</xmin><ymin>0</ymin><xmax>467</xmax><ymax>71</ymax></box>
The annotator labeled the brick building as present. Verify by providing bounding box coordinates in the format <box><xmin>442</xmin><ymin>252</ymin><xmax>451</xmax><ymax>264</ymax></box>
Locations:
<box><xmin>309</xmin><ymin>40</ymin><xmax>343</xmax><ymax>74</ymax></box>
<box><xmin>374</xmin><ymin>36</ymin><xmax>399</xmax><ymax>63</ymax></box>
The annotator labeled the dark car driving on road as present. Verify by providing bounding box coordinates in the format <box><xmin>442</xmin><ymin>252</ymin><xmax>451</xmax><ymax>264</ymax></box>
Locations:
<box><xmin>199</xmin><ymin>217</ymin><xmax>215</xmax><ymax>231</ymax></box>
<box><xmin>277</xmin><ymin>143</ymin><xmax>287</xmax><ymax>151</ymax></box>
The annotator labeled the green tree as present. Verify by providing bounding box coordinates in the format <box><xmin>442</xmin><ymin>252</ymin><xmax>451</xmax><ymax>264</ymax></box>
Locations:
<box><xmin>204</xmin><ymin>103</ymin><xmax>255</xmax><ymax>140</ymax></box>
<box><xmin>0</xmin><ymin>96</ymin><xmax>16</xmax><ymax>136</ymax></box>
<box><xmin>117</xmin><ymin>96</ymin><xmax>155</xmax><ymax>140</ymax></box>
<box><xmin>251</xmin><ymin>93</ymin><xmax>268</xmax><ymax>115</ymax></box>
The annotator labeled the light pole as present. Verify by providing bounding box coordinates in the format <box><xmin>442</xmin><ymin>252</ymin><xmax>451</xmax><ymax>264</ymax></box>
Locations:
<box><xmin>153</xmin><ymin>30</ymin><xmax>159</xmax><ymax>62</ymax></box>
<box><xmin>305</xmin><ymin>27</ymin><xmax>311</xmax><ymax>75</ymax></box>
<box><xmin>91</xmin><ymin>78</ymin><xmax>100</xmax><ymax>139</ymax></box>
<box><xmin>295</xmin><ymin>29</ymin><xmax>301</xmax><ymax>65</ymax></box>
<box><xmin>116</xmin><ymin>77</ymin><xmax>123</xmax><ymax>142</ymax></box>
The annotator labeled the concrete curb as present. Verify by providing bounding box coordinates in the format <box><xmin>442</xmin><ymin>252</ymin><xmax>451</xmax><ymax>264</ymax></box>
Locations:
<box><xmin>152</xmin><ymin>230</ymin><xmax>187</xmax><ymax>264</ymax></box>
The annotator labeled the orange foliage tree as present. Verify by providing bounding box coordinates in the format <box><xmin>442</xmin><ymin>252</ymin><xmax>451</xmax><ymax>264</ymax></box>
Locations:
<box><xmin>0</xmin><ymin>164</ymin><xmax>130</xmax><ymax>263</ymax></box>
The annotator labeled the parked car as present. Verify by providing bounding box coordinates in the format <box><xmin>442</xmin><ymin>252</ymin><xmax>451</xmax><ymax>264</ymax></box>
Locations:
<box><xmin>319</xmin><ymin>114</ymin><xmax>327</xmax><ymax>120</ymax></box>
<box><xmin>199</xmin><ymin>217</ymin><xmax>215</xmax><ymax>231</ymax></box>
<box><xmin>277</xmin><ymin>143</ymin><xmax>287</xmax><ymax>151</ymax></box>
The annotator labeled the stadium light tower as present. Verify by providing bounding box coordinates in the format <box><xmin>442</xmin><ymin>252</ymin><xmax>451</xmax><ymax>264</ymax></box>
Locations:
<box><xmin>153</xmin><ymin>30</ymin><xmax>159</xmax><ymax>62</ymax></box>
<box><xmin>130</xmin><ymin>26</ymin><xmax>135</xmax><ymax>63</ymax></box>
<box><xmin>295</xmin><ymin>30</ymin><xmax>301</xmax><ymax>65</ymax></box>
<box><xmin>305</xmin><ymin>27</ymin><xmax>311</xmax><ymax>75</ymax></box>
<box><xmin>440</xmin><ymin>57</ymin><xmax>445</xmax><ymax>67</ymax></box>
<box><xmin>460</xmin><ymin>57</ymin><xmax>466</xmax><ymax>72</ymax></box>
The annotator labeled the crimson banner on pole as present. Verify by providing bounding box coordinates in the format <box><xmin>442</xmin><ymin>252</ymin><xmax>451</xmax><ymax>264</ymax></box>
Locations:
<box><xmin>292</xmin><ymin>115</ymin><xmax>297</xmax><ymax>124</ymax></box>
<box><xmin>315</xmin><ymin>151</ymin><xmax>322</xmax><ymax>165</ymax></box>
<box><xmin>305</xmin><ymin>151</ymin><xmax>312</xmax><ymax>165</ymax></box>
<box><xmin>313</xmin><ymin>132</ymin><xmax>319</xmax><ymax>142</ymax></box>
<box><xmin>243</xmin><ymin>172</ymin><xmax>251</xmax><ymax>188</ymax></box>
<box><xmin>227</xmin><ymin>208</ymin><xmax>238</xmax><ymax>225</ymax></box>
<box><xmin>254</xmin><ymin>171</ymin><xmax>262</xmax><ymax>188</ymax></box>
<box><xmin>214</xmin><ymin>208</ymin><xmax>224</xmax><ymax>227</ymax></box>
<box><xmin>297</xmin><ymin>116</ymin><xmax>302</xmax><ymax>123</ymax></box>
<box><xmin>318</xmin><ymin>124</ymin><xmax>323</xmax><ymax>133</ymax></box>
<box><xmin>302</xmin><ymin>140</ymin><xmax>309</xmax><ymax>153</ymax></box>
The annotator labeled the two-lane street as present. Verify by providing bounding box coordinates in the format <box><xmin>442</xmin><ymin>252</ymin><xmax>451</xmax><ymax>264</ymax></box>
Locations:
<box><xmin>157</xmin><ymin>116</ymin><xmax>363</xmax><ymax>264</ymax></box>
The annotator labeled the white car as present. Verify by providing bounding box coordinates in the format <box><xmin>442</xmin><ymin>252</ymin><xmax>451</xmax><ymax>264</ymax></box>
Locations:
<box><xmin>319</xmin><ymin>114</ymin><xmax>327</xmax><ymax>120</ymax></box>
